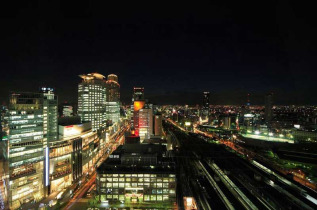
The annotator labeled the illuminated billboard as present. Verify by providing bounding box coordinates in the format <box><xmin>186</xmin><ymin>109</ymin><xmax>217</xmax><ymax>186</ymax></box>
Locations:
<box><xmin>134</xmin><ymin>101</ymin><xmax>145</xmax><ymax>111</ymax></box>
<box><xmin>64</xmin><ymin>125</ymin><xmax>81</xmax><ymax>136</ymax></box>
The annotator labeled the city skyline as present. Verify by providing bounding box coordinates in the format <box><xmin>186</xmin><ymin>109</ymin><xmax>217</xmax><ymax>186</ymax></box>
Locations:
<box><xmin>0</xmin><ymin>76</ymin><xmax>315</xmax><ymax>106</ymax></box>
<box><xmin>1</xmin><ymin>2</ymin><xmax>317</xmax><ymax>209</ymax></box>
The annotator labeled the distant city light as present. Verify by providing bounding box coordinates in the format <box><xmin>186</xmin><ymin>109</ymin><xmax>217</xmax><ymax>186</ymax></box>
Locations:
<box><xmin>244</xmin><ymin>114</ymin><xmax>254</xmax><ymax>118</ymax></box>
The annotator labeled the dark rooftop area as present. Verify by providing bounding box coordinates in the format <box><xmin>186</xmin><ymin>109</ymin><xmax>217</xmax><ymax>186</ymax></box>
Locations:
<box><xmin>97</xmin><ymin>161</ymin><xmax>176</xmax><ymax>174</ymax></box>
<box><xmin>120</xmin><ymin>143</ymin><xmax>167</xmax><ymax>154</ymax></box>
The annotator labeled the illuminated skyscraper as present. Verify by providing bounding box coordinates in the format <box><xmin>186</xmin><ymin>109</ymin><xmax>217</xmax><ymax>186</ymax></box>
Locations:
<box><xmin>138</xmin><ymin>104</ymin><xmax>153</xmax><ymax>140</ymax></box>
<box><xmin>105</xmin><ymin>74</ymin><xmax>120</xmax><ymax>124</ymax></box>
<box><xmin>62</xmin><ymin>103</ymin><xmax>73</xmax><ymax>117</ymax></box>
<box><xmin>0</xmin><ymin>105</ymin><xmax>8</xmax><ymax>141</ymax></box>
<box><xmin>203</xmin><ymin>91</ymin><xmax>210</xmax><ymax>109</ymax></box>
<box><xmin>133</xmin><ymin>100</ymin><xmax>153</xmax><ymax>141</ymax></box>
<box><xmin>133</xmin><ymin>100</ymin><xmax>145</xmax><ymax>136</ymax></box>
<box><xmin>78</xmin><ymin>73</ymin><xmax>106</xmax><ymax>131</ymax></box>
<box><xmin>202</xmin><ymin>91</ymin><xmax>210</xmax><ymax>118</ymax></box>
<box><xmin>154</xmin><ymin>113</ymin><xmax>163</xmax><ymax>137</ymax></box>
<box><xmin>131</xmin><ymin>87</ymin><xmax>144</xmax><ymax>127</ymax></box>
<box><xmin>0</xmin><ymin>106</ymin><xmax>9</xmax><ymax>208</ymax></box>
<box><xmin>265</xmin><ymin>93</ymin><xmax>273</xmax><ymax>124</ymax></box>
<box><xmin>133</xmin><ymin>87</ymin><xmax>144</xmax><ymax>101</ymax></box>
<box><xmin>42</xmin><ymin>87</ymin><xmax>58</xmax><ymax>141</ymax></box>
<box><xmin>5</xmin><ymin>89</ymin><xmax>57</xmax><ymax>209</ymax></box>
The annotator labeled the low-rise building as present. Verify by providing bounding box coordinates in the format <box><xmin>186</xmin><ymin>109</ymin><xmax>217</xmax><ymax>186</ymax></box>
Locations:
<box><xmin>96</xmin><ymin>144</ymin><xmax>176</xmax><ymax>204</ymax></box>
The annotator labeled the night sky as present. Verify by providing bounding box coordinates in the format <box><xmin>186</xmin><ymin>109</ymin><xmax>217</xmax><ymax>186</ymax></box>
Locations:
<box><xmin>1</xmin><ymin>1</ymin><xmax>316</xmax><ymax>105</ymax></box>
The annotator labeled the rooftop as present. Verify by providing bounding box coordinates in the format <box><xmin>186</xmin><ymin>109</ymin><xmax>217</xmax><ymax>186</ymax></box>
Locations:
<box><xmin>120</xmin><ymin>144</ymin><xmax>167</xmax><ymax>154</ymax></box>
<box><xmin>79</xmin><ymin>72</ymin><xmax>105</xmax><ymax>80</ymax></box>
<box><xmin>97</xmin><ymin>163</ymin><xmax>176</xmax><ymax>174</ymax></box>
<box><xmin>97</xmin><ymin>143</ymin><xmax>174</xmax><ymax>174</ymax></box>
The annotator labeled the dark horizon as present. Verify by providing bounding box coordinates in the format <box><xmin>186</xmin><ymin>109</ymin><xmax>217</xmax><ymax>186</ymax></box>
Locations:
<box><xmin>2</xmin><ymin>86</ymin><xmax>314</xmax><ymax>106</ymax></box>
<box><xmin>1</xmin><ymin>1</ymin><xmax>317</xmax><ymax>105</ymax></box>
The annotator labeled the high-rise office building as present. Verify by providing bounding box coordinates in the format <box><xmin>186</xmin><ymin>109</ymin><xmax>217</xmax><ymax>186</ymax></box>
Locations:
<box><xmin>62</xmin><ymin>103</ymin><xmax>73</xmax><ymax>117</ymax></box>
<box><xmin>138</xmin><ymin>104</ymin><xmax>153</xmax><ymax>141</ymax></box>
<box><xmin>154</xmin><ymin>113</ymin><xmax>163</xmax><ymax>137</ymax></box>
<box><xmin>42</xmin><ymin>87</ymin><xmax>58</xmax><ymax>141</ymax></box>
<box><xmin>105</xmin><ymin>74</ymin><xmax>120</xmax><ymax>124</ymax></box>
<box><xmin>202</xmin><ymin>91</ymin><xmax>210</xmax><ymax>118</ymax></box>
<box><xmin>0</xmin><ymin>106</ymin><xmax>9</xmax><ymax>208</ymax></box>
<box><xmin>0</xmin><ymin>106</ymin><xmax>8</xmax><ymax>141</ymax></box>
<box><xmin>78</xmin><ymin>73</ymin><xmax>106</xmax><ymax>131</ymax></box>
<box><xmin>131</xmin><ymin>87</ymin><xmax>145</xmax><ymax>127</ymax></box>
<box><xmin>133</xmin><ymin>87</ymin><xmax>145</xmax><ymax>101</ymax></box>
<box><xmin>203</xmin><ymin>92</ymin><xmax>210</xmax><ymax>109</ymax></box>
<box><xmin>133</xmin><ymin>100</ymin><xmax>145</xmax><ymax>136</ymax></box>
<box><xmin>5</xmin><ymin>90</ymin><xmax>57</xmax><ymax>209</ymax></box>
<box><xmin>265</xmin><ymin>93</ymin><xmax>273</xmax><ymax>123</ymax></box>
<box><xmin>132</xmin><ymin>92</ymin><xmax>153</xmax><ymax>141</ymax></box>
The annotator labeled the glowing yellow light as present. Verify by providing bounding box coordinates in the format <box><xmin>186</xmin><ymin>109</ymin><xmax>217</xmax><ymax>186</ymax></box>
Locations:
<box><xmin>134</xmin><ymin>101</ymin><xmax>145</xmax><ymax>111</ymax></box>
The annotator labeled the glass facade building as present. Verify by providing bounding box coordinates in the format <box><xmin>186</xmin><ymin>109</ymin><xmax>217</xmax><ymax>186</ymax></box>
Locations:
<box><xmin>6</xmin><ymin>92</ymin><xmax>46</xmax><ymax>209</ymax></box>
<box><xmin>105</xmin><ymin>74</ymin><xmax>120</xmax><ymax>125</ymax></box>
<box><xmin>138</xmin><ymin>107</ymin><xmax>153</xmax><ymax>141</ymax></box>
<box><xmin>3</xmin><ymin>89</ymin><xmax>58</xmax><ymax>209</ymax></box>
<box><xmin>133</xmin><ymin>102</ymin><xmax>153</xmax><ymax>141</ymax></box>
<box><xmin>42</xmin><ymin>87</ymin><xmax>58</xmax><ymax>141</ymax></box>
<box><xmin>0</xmin><ymin>106</ymin><xmax>9</xmax><ymax>208</ymax></box>
<box><xmin>98</xmin><ymin>172</ymin><xmax>176</xmax><ymax>203</ymax></box>
<box><xmin>105</xmin><ymin>102</ymin><xmax>120</xmax><ymax>125</ymax></box>
<box><xmin>96</xmin><ymin>144</ymin><xmax>176</xmax><ymax>204</ymax></box>
<box><xmin>131</xmin><ymin>87</ymin><xmax>144</xmax><ymax>128</ymax></box>
<box><xmin>62</xmin><ymin>105</ymin><xmax>73</xmax><ymax>117</ymax></box>
<box><xmin>78</xmin><ymin>73</ymin><xmax>106</xmax><ymax>131</ymax></box>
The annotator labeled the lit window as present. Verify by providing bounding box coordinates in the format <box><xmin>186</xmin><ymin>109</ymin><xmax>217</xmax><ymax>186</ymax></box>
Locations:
<box><xmin>150</xmin><ymin>195</ymin><xmax>156</xmax><ymax>201</ymax></box>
